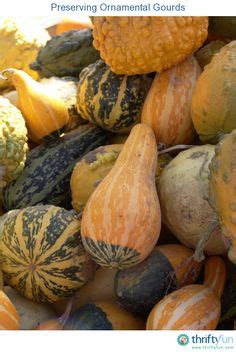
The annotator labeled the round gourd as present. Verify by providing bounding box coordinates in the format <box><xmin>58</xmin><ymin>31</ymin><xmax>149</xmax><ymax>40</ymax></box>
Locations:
<box><xmin>192</xmin><ymin>41</ymin><xmax>236</xmax><ymax>143</ymax></box>
<box><xmin>71</xmin><ymin>144</ymin><xmax>171</xmax><ymax>212</ymax></box>
<box><xmin>146</xmin><ymin>256</ymin><xmax>226</xmax><ymax>330</ymax></box>
<box><xmin>65</xmin><ymin>301</ymin><xmax>144</xmax><ymax>330</ymax></box>
<box><xmin>30</xmin><ymin>29</ymin><xmax>100</xmax><ymax>78</ymax></box>
<box><xmin>141</xmin><ymin>56</ymin><xmax>200</xmax><ymax>146</ymax></box>
<box><xmin>195</xmin><ymin>40</ymin><xmax>227</xmax><ymax>70</ymax></box>
<box><xmin>0</xmin><ymin>290</ymin><xmax>20</xmax><ymax>330</ymax></box>
<box><xmin>4</xmin><ymin>286</ymin><xmax>56</xmax><ymax>330</ymax></box>
<box><xmin>77</xmin><ymin>60</ymin><xmax>152</xmax><ymax>133</ymax></box>
<box><xmin>0</xmin><ymin>205</ymin><xmax>96</xmax><ymax>303</ymax></box>
<box><xmin>115</xmin><ymin>244</ymin><xmax>202</xmax><ymax>316</ymax></box>
<box><xmin>53</xmin><ymin>267</ymin><xmax>117</xmax><ymax>314</ymax></box>
<box><xmin>81</xmin><ymin>124</ymin><xmax>161</xmax><ymax>269</ymax></box>
<box><xmin>158</xmin><ymin>145</ymin><xmax>227</xmax><ymax>255</ymax></box>
<box><xmin>93</xmin><ymin>17</ymin><xmax>208</xmax><ymax>75</ymax></box>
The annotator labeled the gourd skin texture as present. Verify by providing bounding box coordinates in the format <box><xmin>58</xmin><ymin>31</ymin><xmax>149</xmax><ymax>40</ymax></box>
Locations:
<box><xmin>158</xmin><ymin>145</ymin><xmax>227</xmax><ymax>255</ymax></box>
<box><xmin>65</xmin><ymin>301</ymin><xmax>144</xmax><ymax>330</ymax></box>
<box><xmin>0</xmin><ymin>17</ymin><xmax>50</xmax><ymax>91</ymax></box>
<box><xmin>8</xmin><ymin>69</ymin><xmax>70</xmax><ymax>143</ymax></box>
<box><xmin>77</xmin><ymin>60</ymin><xmax>152</xmax><ymax>133</ymax></box>
<box><xmin>81</xmin><ymin>124</ymin><xmax>161</xmax><ymax>269</ymax></box>
<box><xmin>93</xmin><ymin>17</ymin><xmax>208</xmax><ymax>75</ymax></box>
<box><xmin>0</xmin><ymin>205</ymin><xmax>96</xmax><ymax>303</ymax></box>
<box><xmin>146</xmin><ymin>257</ymin><xmax>226</xmax><ymax>330</ymax></box>
<box><xmin>195</xmin><ymin>41</ymin><xmax>227</xmax><ymax>70</ymax></box>
<box><xmin>0</xmin><ymin>290</ymin><xmax>20</xmax><ymax>330</ymax></box>
<box><xmin>209</xmin><ymin>130</ymin><xmax>236</xmax><ymax>264</ymax></box>
<box><xmin>30</xmin><ymin>29</ymin><xmax>100</xmax><ymax>78</ymax></box>
<box><xmin>0</xmin><ymin>97</ymin><xmax>28</xmax><ymax>187</ymax></box>
<box><xmin>3</xmin><ymin>125</ymin><xmax>108</xmax><ymax>211</ymax></box>
<box><xmin>192</xmin><ymin>41</ymin><xmax>236</xmax><ymax>143</ymax></box>
<box><xmin>141</xmin><ymin>56</ymin><xmax>200</xmax><ymax>146</ymax></box>
<box><xmin>115</xmin><ymin>244</ymin><xmax>202</xmax><ymax>316</ymax></box>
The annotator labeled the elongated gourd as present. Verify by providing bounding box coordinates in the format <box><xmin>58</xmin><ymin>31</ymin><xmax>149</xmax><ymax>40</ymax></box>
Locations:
<box><xmin>1</xmin><ymin>69</ymin><xmax>70</xmax><ymax>143</ymax></box>
<box><xmin>0</xmin><ymin>290</ymin><xmax>20</xmax><ymax>330</ymax></box>
<box><xmin>81</xmin><ymin>124</ymin><xmax>161</xmax><ymax>269</ymax></box>
<box><xmin>209</xmin><ymin>130</ymin><xmax>236</xmax><ymax>264</ymax></box>
<box><xmin>141</xmin><ymin>56</ymin><xmax>200</xmax><ymax>145</ymax></box>
<box><xmin>146</xmin><ymin>256</ymin><xmax>226</xmax><ymax>330</ymax></box>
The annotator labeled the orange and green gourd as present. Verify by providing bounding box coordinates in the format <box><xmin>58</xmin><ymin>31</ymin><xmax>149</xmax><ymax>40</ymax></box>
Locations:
<box><xmin>146</xmin><ymin>256</ymin><xmax>227</xmax><ymax>330</ymax></box>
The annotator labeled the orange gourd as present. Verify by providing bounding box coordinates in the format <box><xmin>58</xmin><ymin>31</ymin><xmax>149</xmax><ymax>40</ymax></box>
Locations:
<box><xmin>55</xmin><ymin>17</ymin><xmax>93</xmax><ymax>34</ymax></box>
<box><xmin>36</xmin><ymin>300</ymin><xmax>72</xmax><ymax>330</ymax></box>
<box><xmin>141</xmin><ymin>56</ymin><xmax>200</xmax><ymax>146</ymax></box>
<box><xmin>146</xmin><ymin>256</ymin><xmax>226</xmax><ymax>330</ymax></box>
<box><xmin>0</xmin><ymin>290</ymin><xmax>20</xmax><ymax>330</ymax></box>
<box><xmin>81</xmin><ymin>123</ymin><xmax>161</xmax><ymax>269</ymax></box>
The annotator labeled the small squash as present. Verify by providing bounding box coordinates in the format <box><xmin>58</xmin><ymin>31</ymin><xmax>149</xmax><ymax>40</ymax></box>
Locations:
<box><xmin>158</xmin><ymin>145</ymin><xmax>227</xmax><ymax>255</ymax></box>
<box><xmin>81</xmin><ymin>124</ymin><xmax>161</xmax><ymax>269</ymax></box>
<box><xmin>77</xmin><ymin>60</ymin><xmax>152</xmax><ymax>133</ymax></box>
<box><xmin>4</xmin><ymin>286</ymin><xmax>56</xmax><ymax>330</ymax></box>
<box><xmin>209</xmin><ymin>130</ymin><xmax>236</xmax><ymax>264</ymax></box>
<box><xmin>0</xmin><ymin>290</ymin><xmax>20</xmax><ymax>330</ymax></box>
<box><xmin>65</xmin><ymin>301</ymin><xmax>144</xmax><ymax>330</ymax></box>
<box><xmin>1</xmin><ymin>69</ymin><xmax>70</xmax><ymax>143</ymax></box>
<box><xmin>146</xmin><ymin>256</ymin><xmax>226</xmax><ymax>330</ymax></box>
<box><xmin>192</xmin><ymin>41</ymin><xmax>236</xmax><ymax>143</ymax></box>
<box><xmin>141</xmin><ymin>56</ymin><xmax>200</xmax><ymax>146</ymax></box>
<box><xmin>115</xmin><ymin>244</ymin><xmax>203</xmax><ymax>316</ymax></box>
<box><xmin>0</xmin><ymin>205</ymin><xmax>96</xmax><ymax>303</ymax></box>
<box><xmin>93</xmin><ymin>17</ymin><xmax>208</xmax><ymax>75</ymax></box>
<box><xmin>195</xmin><ymin>40</ymin><xmax>227</xmax><ymax>70</ymax></box>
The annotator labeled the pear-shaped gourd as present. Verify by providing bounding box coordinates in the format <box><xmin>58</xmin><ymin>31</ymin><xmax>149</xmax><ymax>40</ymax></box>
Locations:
<box><xmin>209</xmin><ymin>130</ymin><xmax>236</xmax><ymax>264</ymax></box>
<box><xmin>146</xmin><ymin>256</ymin><xmax>226</xmax><ymax>330</ymax></box>
<box><xmin>81</xmin><ymin>124</ymin><xmax>161</xmax><ymax>269</ymax></box>
<box><xmin>0</xmin><ymin>69</ymin><xmax>69</xmax><ymax>143</ymax></box>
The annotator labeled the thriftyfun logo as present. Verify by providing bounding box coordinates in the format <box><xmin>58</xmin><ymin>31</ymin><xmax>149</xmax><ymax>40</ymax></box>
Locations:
<box><xmin>177</xmin><ymin>334</ymin><xmax>190</xmax><ymax>346</ymax></box>
<box><xmin>191</xmin><ymin>334</ymin><xmax>234</xmax><ymax>346</ymax></box>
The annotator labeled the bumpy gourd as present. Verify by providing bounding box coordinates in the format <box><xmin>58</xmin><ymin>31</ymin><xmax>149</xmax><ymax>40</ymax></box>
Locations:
<box><xmin>77</xmin><ymin>60</ymin><xmax>152</xmax><ymax>133</ymax></box>
<box><xmin>146</xmin><ymin>256</ymin><xmax>226</xmax><ymax>330</ymax></box>
<box><xmin>158</xmin><ymin>145</ymin><xmax>227</xmax><ymax>255</ymax></box>
<box><xmin>141</xmin><ymin>56</ymin><xmax>200</xmax><ymax>145</ymax></box>
<box><xmin>0</xmin><ymin>290</ymin><xmax>20</xmax><ymax>330</ymax></box>
<box><xmin>71</xmin><ymin>144</ymin><xmax>171</xmax><ymax>212</ymax></box>
<box><xmin>209</xmin><ymin>130</ymin><xmax>236</xmax><ymax>264</ymax></box>
<box><xmin>0</xmin><ymin>97</ymin><xmax>28</xmax><ymax>187</ymax></box>
<box><xmin>0</xmin><ymin>205</ymin><xmax>96</xmax><ymax>303</ymax></box>
<box><xmin>1</xmin><ymin>69</ymin><xmax>70</xmax><ymax>143</ymax></box>
<box><xmin>0</xmin><ymin>17</ymin><xmax>50</xmax><ymax>91</ymax></box>
<box><xmin>115</xmin><ymin>244</ymin><xmax>202</xmax><ymax>316</ymax></box>
<box><xmin>30</xmin><ymin>29</ymin><xmax>100</xmax><ymax>78</ymax></box>
<box><xmin>192</xmin><ymin>41</ymin><xmax>236</xmax><ymax>143</ymax></box>
<box><xmin>81</xmin><ymin>124</ymin><xmax>161</xmax><ymax>269</ymax></box>
<box><xmin>93</xmin><ymin>17</ymin><xmax>208</xmax><ymax>75</ymax></box>
<box><xmin>195</xmin><ymin>41</ymin><xmax>227</xmax><ymax>70</ymax></box>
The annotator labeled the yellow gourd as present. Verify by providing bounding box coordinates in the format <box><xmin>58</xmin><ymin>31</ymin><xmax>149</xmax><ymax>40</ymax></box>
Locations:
<box><xmin>0</xmin><ymin>69</ymin><xmax>70</xmax><ymax>143</ymax></box>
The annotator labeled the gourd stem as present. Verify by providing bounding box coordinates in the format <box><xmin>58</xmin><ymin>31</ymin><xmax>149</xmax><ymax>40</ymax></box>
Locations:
<box><xmin>203</xmin><ymin>256</ymin><xmax>226</xmax><ymax>298</ymax></box>
<box><xmin>58</xmin><ymin>299</ymin><xmax>73</xmax><ymax>327</ymax></box>
<box><xmin>194</xmin><ymin>222</ymin><xmax>220</xmax><ymax>262</ymax></box>
<box><xmin>158</xmin><ymin>144</ymin><xmax>196</xmax><ymax>155</ymax></box>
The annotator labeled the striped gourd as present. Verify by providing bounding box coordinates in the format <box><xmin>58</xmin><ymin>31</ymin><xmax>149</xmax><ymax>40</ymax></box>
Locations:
<box><xmin>77</xmin><ymin>60</ymin><xmax>153</xmax><ymax>133</ymax></box>
<box><xmin>146</xmin><ymin>256</ymin><xmax>226</xmax><ymax>330</ymax></box>
<box><xmin>81</xmin><ymin>124</ymin><xmax>161</xmax><ymax>269</ymax></box>
<box><xmin>115</xmin><ymin>244</ymin><xmax>203</xmax><ymax>316</ymax></box>
<box><xmin>0</xmin><ymin>205</ymin><xmax>96</xmax><ymax>303</ymax></box>
<box><xmin>0</xmin><ymin>290</ymin><xmax>20</xmax><ymax>330</ymax></box>
<box><xmin>141</xmin><ymin>56</ymin><xmax>200</xmax><ymax>146</ymax></box>
<box><xmin>3</xmin><ymin>124</ymin><xmax>108</xmax><ymax>211</ymax></box>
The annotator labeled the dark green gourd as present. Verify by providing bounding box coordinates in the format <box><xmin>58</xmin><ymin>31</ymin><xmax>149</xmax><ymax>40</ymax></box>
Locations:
<box><xmin>114</xmin><ymin>244</ymin><xmax>202</xmax><ymax>316</ymax></box>
<box><xmin>30</xmin><ymin>29</ymin><xmax>100</xmax><ymax>78</ymax></box>
<box><xmin>3</xmin><ymin>125</ymin><xmax>108</xmax><ymax>210</ymax></box>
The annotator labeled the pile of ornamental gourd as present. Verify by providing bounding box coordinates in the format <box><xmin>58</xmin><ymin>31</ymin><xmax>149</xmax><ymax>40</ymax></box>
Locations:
<box><xmin>0</xmin><ymin>16</ymin><xmax>235</xmax><ymax>331</ymax></box>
